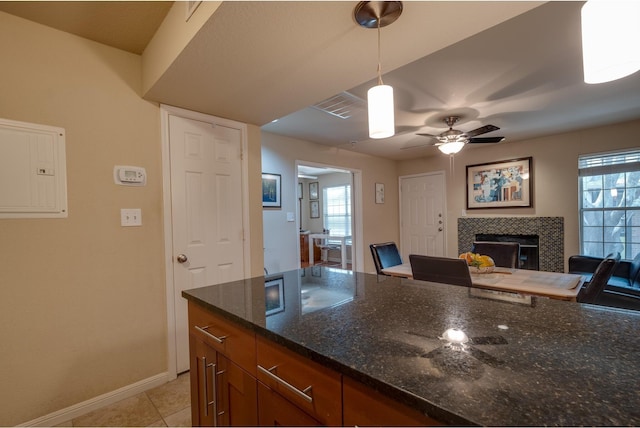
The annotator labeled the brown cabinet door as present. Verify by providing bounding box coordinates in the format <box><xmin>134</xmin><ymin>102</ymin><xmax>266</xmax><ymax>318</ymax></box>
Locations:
<box><xmin>191</xmin><ymin>338</ymin><xmax>258</xmax><ymax>427</ymax></box>
<box><xmin>190</xmin><ymin>338</ymin><xmax>219</xmax><ymax>427</ymax></box>
<box><xmin>217</xmin><ymin>354</ymin><xmax>258</xmax><ymax>427</ymax></box>
<box><xmin>257</xmin><ymin>381</ymin><xmax>321</xmax><ymax>426</ymax></box>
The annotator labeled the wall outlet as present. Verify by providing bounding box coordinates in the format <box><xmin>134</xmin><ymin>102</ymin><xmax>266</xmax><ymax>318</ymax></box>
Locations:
<box><xmin>121</xmin><ymin>208</ymin><xmax>142</xmax><ymax>226</ymax></box>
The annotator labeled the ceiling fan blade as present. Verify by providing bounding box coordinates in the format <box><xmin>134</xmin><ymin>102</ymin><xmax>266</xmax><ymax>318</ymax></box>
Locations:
<box><xmin>416</xmin><ymin>133</ymin><xmax>438</xmax><ymax>138</ymax></box>
<box><xmin>465</xmin><ymin>124</ymin><xmax>499</xmax><ymax>138</ymax></box>
<box><xmin>468</xmin><ymin>136</ymin><xmax>505</xmax><ymax>144</ymax></box>
<box><xmin>401</xmin><ymin>141</ymin><xmax>437</xmax><ymax>150</ymax></box>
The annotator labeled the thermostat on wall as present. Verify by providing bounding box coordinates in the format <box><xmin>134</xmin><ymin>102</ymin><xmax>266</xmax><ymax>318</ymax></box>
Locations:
<box><xmin>114</xmin><ymin>165</ymin><xmax>146</xmax><ymax>186</ymax></box>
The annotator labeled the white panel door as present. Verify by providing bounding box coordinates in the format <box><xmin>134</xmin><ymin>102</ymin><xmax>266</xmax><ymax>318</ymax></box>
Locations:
<box><xmin>169</xmin><ymin>114</ymin><xmax>245</xmax><ymax>373</ymax></box>
<box><xmin>400</xmin><ymin>173</ymin><xmax>445</xmax><ymax>260</ymax></box>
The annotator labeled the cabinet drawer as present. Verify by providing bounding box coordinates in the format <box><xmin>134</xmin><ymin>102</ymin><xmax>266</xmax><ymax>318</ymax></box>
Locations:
<box><xmin>256</xmin><ymin>336</ymin><xmax>341</xmax><ymax>426</ymax></box>
<box><xmin>188</xmin><ymin>302</ymin><xmax>256</xmax><ymax>375</ymax></box>
<box><xmin>343</xmin><ymin>376</ymin><xmax>442</xmax><ymax>426</ymax></box>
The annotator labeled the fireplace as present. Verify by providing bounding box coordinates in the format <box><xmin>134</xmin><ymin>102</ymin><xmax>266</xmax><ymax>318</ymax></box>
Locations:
<box><xmin>475</xmin><ymin>233</ymin><xmax>539</xmax><ymax>270</ymax></box>
<box><xmin>458</xmin><ymin>217</ymin><xmax>564</xmax><ymax>272</ymax></box>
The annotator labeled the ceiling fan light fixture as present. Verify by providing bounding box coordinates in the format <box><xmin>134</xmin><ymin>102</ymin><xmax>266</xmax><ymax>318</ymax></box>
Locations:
<box><xmin>354</xmin><ymin>1</ymin><xmax>402</xmax><ymax>140</ymax></box>
<box><xmin>581</xmin><ymin>0</ymin><xmax>640</xmax><ymax>84</ymax></box>
<box><xmin>438</xmin><ymin>141</ymin><xmax>466</xmax><ymax>155</ymax></box>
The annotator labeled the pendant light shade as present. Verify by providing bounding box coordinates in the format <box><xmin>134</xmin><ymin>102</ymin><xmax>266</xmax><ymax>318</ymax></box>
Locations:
<box><xmin>581</xmin><ymin>0</ymin><xmax>640</xmax><ymax>84</ymax></box>
<box><xmin>367</xmin><ymin>84</ymin><xmax>395</xmax><ymax>139</ymax></box>
<box><xmin>354</xmin><ymin>1</ymin><xmax>403</xmax><ymax>140</ymax></box>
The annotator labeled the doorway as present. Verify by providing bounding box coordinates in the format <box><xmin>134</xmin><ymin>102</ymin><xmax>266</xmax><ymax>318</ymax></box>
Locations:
<box><xmin>296</xmin><ymin>163</ymin><xmax>360</xmax><ymax>272</ymax></box>
<box><xmin>161</xmin><ymin>105</ymin><xmax>251</xmax><ymax>377</ymax></box>
<box><xmin>399</xmin><ymin>172</ymin><xmax>446</xmax><ymax>260</ymax></box>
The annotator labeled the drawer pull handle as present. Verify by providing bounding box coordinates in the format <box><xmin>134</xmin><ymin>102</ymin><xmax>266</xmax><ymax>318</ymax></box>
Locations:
<box><xmin>257</xmin><ymin>364</ymin><xmax>313</xmax><ymax>403</ymax></box>
<box><xmin>195</xmin><ymin>325</ymin><xmax>228</xmax><ymax>344</ymax></box>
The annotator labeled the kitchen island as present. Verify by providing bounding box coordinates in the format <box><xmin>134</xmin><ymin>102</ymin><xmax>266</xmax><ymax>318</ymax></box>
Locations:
<box><xmin>183</xmin><ymin>267</ymin><xmax>640</xmax><ymax>426</ymax></box>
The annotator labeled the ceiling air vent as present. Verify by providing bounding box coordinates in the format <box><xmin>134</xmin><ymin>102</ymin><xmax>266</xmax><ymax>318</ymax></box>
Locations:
<box><xmin>312</xmin><ymin>92</ymin><xmax>365</xmax><ymax>119</ymax></box>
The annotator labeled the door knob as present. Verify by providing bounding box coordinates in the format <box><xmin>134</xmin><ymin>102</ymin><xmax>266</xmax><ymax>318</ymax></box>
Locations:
<box><xmin>176</xmin><ymin>254</ymin><xmax>188</xmax><ymax>263</ymax></box>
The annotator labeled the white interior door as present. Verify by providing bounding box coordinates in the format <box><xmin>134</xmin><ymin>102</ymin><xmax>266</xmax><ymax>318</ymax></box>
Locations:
<box><xmin>400</xmin><ymin>172</ymin><xmax>446</xmax><ymax>260</ymax></box>
<box><xmin>169</xmin><ymin>114</ymin><xmax>245</xmax><ymax>373</ymax></box>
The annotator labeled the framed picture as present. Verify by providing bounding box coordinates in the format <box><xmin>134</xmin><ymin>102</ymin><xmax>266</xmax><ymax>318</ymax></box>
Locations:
<box><xmin>466</xmin><ymin>157</ymin><xmax>532</xmax><ymax>209</ymax></box>
<box><xmin>309</xmin><ymin>182</ymin><xmax>319</xmax><ymax>200</ymax></box>
<box><xmin>310</xmin><ymin>200</ymin><xmax>320</xmax><ymax>218</ymax></box>
<box><xmin>265</xmin><ymin>277</ymin><xmax>284</xmax><ymax>316</ymax></box>
<box><xmin>298</xmin><ymin>182</ymin><xmax>303</xmax><ymax>200</ymax></box>
<box><xmin>375</xmin><ymin>182</ymin><xmax>385</xmax><ymax>204</ymax></box>
<box><xmin>262</xmin><ymin>173</ymin><xmax>281</xmax><ymax>208</ymax></box>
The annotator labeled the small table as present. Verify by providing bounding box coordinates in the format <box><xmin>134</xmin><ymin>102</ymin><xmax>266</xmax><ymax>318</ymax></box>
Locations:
<box><xmin>308</xmin><ymin>233</ymin><xmax>350</xmax><ymax>269</ymax></box>
<box><xmin>382</xmin><ymin>263</ymin><xmax>585</xmax><ymax>301</ymax></box>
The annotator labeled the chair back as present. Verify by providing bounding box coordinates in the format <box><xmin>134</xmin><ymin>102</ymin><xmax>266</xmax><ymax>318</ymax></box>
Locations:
<box><xmin>409</xmin><ymin>254</ymin><xmax>472</xmax><ymax>287</ymax></box>
<box><xmin>577</xmin><ymin>253</ymin><xmax>621</xmax><ymax>304</ymax></box>
<box><xmin>370</xmin><ymin>242</ymin><xmax>402</xmax><ymax>275</ymax></box>
<box><xmin>471</xmin><ymin>241</ymin><xmax>521</xmax><ymax>268</ymax></box>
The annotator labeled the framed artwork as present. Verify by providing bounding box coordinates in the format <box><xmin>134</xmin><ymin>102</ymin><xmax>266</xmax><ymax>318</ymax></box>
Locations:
<box><xmin>310</xmin><ymin>200</ymin><xmax>320</xmax><ymax>218</ymax></box>
<box><xmin>309</xmin><ymin>182</ymin><xmax>319</xmax><ymax>200</ymax></box>
<box><xmin>265</xmin><ymin>277</ymin><xmax>285</xmax><ymax>316</ymax></box>
<box><xmin>298</xmin><ymin>182</ymin><xmax>303</xmax><ymax>199</ymax></box>
<box><xmin>466</xmin><ymin>157</ymin><xmax>532</xmax><ymax>209</ymax></box>
<box><xmin>375</xmin><ymin>182</ymin><xmax>385</xmax><ymax>204</ymax></box>
<box><xmin>262</xmin><ymin>173</ymin><xmax>281</xmax><ymax>208</ymax></box>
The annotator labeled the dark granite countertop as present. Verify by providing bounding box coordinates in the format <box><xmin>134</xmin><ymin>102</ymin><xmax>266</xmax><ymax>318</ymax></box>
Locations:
<box><xmin>182</xmin><ymin>267</ymin><xmax>640</xmax><ymax>426</ymax></box>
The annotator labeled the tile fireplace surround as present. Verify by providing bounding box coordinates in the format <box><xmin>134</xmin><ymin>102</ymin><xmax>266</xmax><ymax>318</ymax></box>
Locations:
<box><xmin>458</xmin><ymin>217</ymin><xmax>564</xmax><ymax>272</ymax></box>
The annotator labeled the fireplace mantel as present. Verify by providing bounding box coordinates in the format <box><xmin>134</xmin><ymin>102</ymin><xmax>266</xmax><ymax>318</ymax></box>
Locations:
<box><xmin>458</xmin><ymin>217</ymin><xmax>564</xmax><ymax>272</ymax></box>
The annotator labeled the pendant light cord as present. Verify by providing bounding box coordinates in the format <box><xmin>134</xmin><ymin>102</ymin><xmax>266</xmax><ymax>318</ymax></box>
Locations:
<box><xmin>377</xmin><ymin>19</ymin><xmax>384</xmax><ymax>86</ymax></box>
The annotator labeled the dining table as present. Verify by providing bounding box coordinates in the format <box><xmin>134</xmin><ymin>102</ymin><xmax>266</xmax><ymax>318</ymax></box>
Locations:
<box><xmin>381</xmin><ymin>263</ymin><xmax>585</xmax><ymax>301</ymax></box>
<box><xmin>308</xmin><ymin>233</ymin><xmax>350</xmax><ymax>269</ymax></box>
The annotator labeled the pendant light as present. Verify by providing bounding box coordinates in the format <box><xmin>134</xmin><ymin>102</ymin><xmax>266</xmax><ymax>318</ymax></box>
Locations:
<box><xmin>581</xmin><ymin>0</ymin><xmax>640</xmax><ymax>84</ymax></box>
<box><xmin>354</xmin><ymin>1</ymin><xmax>403</xmax><ymax>139</ymax></box>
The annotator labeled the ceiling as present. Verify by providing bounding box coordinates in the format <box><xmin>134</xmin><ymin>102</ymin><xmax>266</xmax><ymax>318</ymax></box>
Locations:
<box><xmin>2</xmin><ymin>1</ymin><xmax>640</xmax><ymax>161</ymax></box>
<box><xmin>0</xmin><ymin>1</ymin><xmax>172</xmax><ymax>55</ymax></box>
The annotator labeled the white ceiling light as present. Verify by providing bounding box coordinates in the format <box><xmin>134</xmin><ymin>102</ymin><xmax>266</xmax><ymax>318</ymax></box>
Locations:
<box><xmin>581</xmin><ymin>0</ymin><xmax>640</xmax><ymax>84</ymax></box>
<box><xmin>354</xmin><ymin>1</ymin><xmax>403</xmax><ymax>139</ymax></box>
<box><xmin>438</xmin><ymin>141</ymin><xmax>466</xmax><ymax>155</ymax></box>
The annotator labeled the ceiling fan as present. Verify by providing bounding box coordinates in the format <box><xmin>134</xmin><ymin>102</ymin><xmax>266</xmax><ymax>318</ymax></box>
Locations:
<box><xmin>405</xmin><ymin>116</ymin><xmax>504</xmax><ymax>154</ymax></box>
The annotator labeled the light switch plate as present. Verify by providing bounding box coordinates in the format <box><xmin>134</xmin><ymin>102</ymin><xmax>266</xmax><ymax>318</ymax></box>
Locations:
<box><xmin>286</xmin><ymin>212</ymin><xmax>295</xmax><ymax>222</ymax></box>
<box><xmin>121</xmin><ymin>208</ymin><xmax>142</xmax><ymax>226</ymax></box>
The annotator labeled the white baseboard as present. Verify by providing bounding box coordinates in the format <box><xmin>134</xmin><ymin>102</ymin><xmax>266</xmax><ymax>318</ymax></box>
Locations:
<box><xmin>20</xmin><ymin>372</ymin><xmax>173</xmax><ymax>427</ymax></box>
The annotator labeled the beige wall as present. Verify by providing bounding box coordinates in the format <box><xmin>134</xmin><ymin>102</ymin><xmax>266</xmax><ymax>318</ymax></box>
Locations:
<box><xmin>0</xmin><ymin>13</ymin><xmax>166</xmax><ymax>425</ymax></box>
<box><xmin>262</xmin><ymin>132</ymin><xmax>398</xmax><ymax>274</ymax></box>
<box><xmin>0</xmin><ymin>12</ymin><xmax>266</xmax><ymax>425</ymax></box>
<box><xmin>397</xmin><ymin>118</ymin><xmax>640</xmax><ymax>266</ymax></box>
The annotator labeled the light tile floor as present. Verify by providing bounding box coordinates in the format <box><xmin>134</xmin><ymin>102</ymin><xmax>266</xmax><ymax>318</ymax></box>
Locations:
<box><xmin>56</xmin><ymin>372</ymin><xmax>191</xmax><ymax>427</ymax></box>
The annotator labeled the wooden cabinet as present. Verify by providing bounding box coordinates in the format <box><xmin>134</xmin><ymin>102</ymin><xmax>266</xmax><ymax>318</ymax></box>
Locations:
<box><xmin>188</xmin><ymin>302</ymin><xmax>257</xmax><ymax>427</ymax></box>
<box><xmin>187</xmin><ymin>301</ymin><xmax>443</xmax><ymax>426</ymax></box>
<box><xmin>189</xmin><ymin>335</ymin><xmax>258</xmax><ymax>427</ymax></box>
<box><xmin>300</xmin><ymin>233</ymin><xmax>309</xmax><ymax>263</ymax></box>
<box><xmin>188</xmin><ymin>301</ymin><xmax>256</xmax><ymax>375</ymax></box>
<box><xmin>257</xmin><ymin>381</ymin><xmax>321</xmax><ymax>426</ymax></box>
<box><xmin>343</xmin><ymin>377</ymin><xmax>440</xmax><ymax>426</ymax></box>
<box><xmin>256</xmin><ymin>336</ymin><xmax>342</xmax><ymax>426</ymax></box>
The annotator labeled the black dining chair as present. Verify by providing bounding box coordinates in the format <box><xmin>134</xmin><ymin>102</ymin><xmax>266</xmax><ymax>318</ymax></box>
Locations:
<box><xmin>409</xmin><ymin>254</ymin><xmax>473</xmax><ymax>287</ymax></box>
<box><xmin>370</xmin><ymin>242</ymin><xmax>403</xmax><ymax>276</ymax></box>
<box><xmin>577</xmin><ymin>253</ymin><xmax>621</xmax><ymax>304</ymax></box>
<box><xmin>471</xmin><ymin>241</ymin><xmax>521</xmax><ymax>268</ymax></box>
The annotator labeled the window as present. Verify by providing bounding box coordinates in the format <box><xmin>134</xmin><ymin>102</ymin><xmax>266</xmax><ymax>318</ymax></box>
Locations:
<box><xmin>323</xmin><ymin>185</ymin><xmax>351</xmax><ymax>243</ymax></box>
<box><xmin>579</xmin><ymin>150</ymin><xmax>640</xmax><ymax>258</ymax></box>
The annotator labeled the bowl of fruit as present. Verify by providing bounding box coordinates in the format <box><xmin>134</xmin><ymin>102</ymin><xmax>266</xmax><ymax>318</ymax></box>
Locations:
<box><xmin>459</xmin><ymin>252</ymin><xmax>495</xmax><ymax>273</ymax></box>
